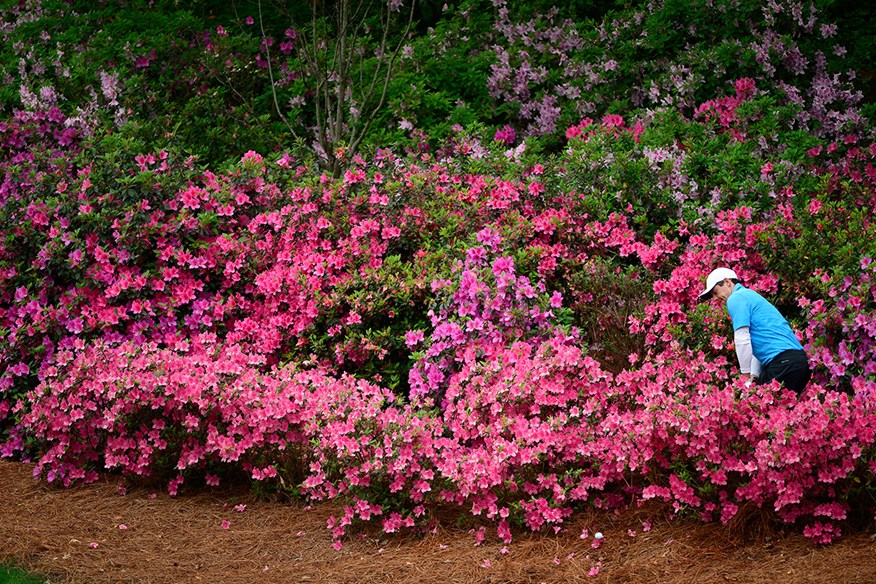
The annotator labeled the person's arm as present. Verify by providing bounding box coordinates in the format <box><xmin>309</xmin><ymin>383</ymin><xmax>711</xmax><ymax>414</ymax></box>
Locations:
<box><xmin>726</xmin><ymin>292</ymin><xmax>754</xmax><ymax>382</ymax></box>
<box><xmin>734</xmin><ymin>326</ymin><xmax>754</xmax><ymax>376</ymax></box>
<box><xmin>750</xmin><ymin>356</ymin><xmax>762</xmax><ymax>380</ymax></box>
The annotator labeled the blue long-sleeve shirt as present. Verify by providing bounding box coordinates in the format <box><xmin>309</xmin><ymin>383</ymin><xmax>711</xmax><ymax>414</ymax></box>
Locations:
<box><xmin>726</xmin><ymin>284</ymin><xmax>803</xmax><ymax>366</ymax></box>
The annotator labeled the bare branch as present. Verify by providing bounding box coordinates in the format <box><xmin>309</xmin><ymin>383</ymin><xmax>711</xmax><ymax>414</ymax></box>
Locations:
<box><xmin>349</xmin><ymin>1</ymin><xmax>416</xmax><ymax>153</ymax></box>
<box><xmin>258</xmin><ymin>0</ymin><xmax>300</xmax><ymax>142</ymax></box>
<box><xmin>267</xmin><ymin>0</ymin><xmax>418</xmax><ymax>174</ymax></box>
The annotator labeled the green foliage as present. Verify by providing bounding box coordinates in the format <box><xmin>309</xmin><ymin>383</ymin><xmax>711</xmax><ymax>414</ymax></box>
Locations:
<box><xmin>758</xmin><ymin>178</ymin><xmax>876</xmax><ymax>304</ymax></box>
<box><xmin>291</xmin><ymin>252</ymin><xmax>435</xmax><ymax>395</ymax></box>
<box><xmin>561</xmin><ymin>260</ymin><xmax>650</xmax><ymax>372</ymax></box>
<box><xmin>0</xmin><ymin>564</ymin><xmax>49</xmax><ymax>584</ymax></box>
<box><xmin>1</xmin><ymin>0</ymin><xmax>288</xmax><ymax>166</ymax></box>
<box><xmin>817</xmin><ymin>0</ymin><xmax>876</xmax><ymax>102</ymax></box>
<box><xmin>4</xmin><ymin>0</ymin><xmax>874</xmax><ymax>170</ymax></box>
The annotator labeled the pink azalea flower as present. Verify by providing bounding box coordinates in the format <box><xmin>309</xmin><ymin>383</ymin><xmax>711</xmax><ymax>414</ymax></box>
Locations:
<box><xmin>405</xmin><ymin>330</ymin><xmax>425</xmax><ymax>348</ymax></box>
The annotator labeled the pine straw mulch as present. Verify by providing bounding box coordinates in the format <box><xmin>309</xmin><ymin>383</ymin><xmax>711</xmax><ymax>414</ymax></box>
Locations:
<box><xmin>2</xmin><ymin>462</ymin><xmax>876</xmax><ymax>584</ymax></box>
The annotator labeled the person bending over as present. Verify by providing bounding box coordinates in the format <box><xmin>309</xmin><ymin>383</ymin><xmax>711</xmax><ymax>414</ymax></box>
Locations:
<box><xmin>699</xmin><ymin>267</ymin><xmax>811</xmax><ymax>393</ymax></box>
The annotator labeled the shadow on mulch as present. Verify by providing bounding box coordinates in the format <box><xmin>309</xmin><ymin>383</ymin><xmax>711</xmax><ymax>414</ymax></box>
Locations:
<box><xmin>2</xmin><ymin>462</ymin><xmax>875</xmax><ymax>584</ymax></box>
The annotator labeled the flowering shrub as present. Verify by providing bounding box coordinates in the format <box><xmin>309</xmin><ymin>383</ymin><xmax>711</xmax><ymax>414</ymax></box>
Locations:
<box><xmin>16</xmin><ymin>336</ymin><xmax>396</xmax><ymax>493</ymax></box>
<box><xmin>800</xmin><ymin>260</ymin><xmax>876</xmax><ymax>397</ymax></box>
<box><xmin>486</xmin><ymin>0</ymin><xmax>868</xmax><ymax>144</ymax></box>
<box><xmin>407</xmin><ymin>227</ymin><xmax>574</xmax><ymax>405</ymax></box>
<box><xmin>4</xmin><ymin>121</ymin><xmax>876</xmax><ymax>544</ymax></box>
<box><xmin>3</xmin><ymin>0</ymin><xmax>876</xmax><ymax>549</ymax></box>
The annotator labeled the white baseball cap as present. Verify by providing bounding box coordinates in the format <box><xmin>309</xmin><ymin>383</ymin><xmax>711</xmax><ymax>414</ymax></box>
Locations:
<box><xmin>698</xmin><ymin>267</ymin><xmax>739</xmax><ymax>300</ymax></box>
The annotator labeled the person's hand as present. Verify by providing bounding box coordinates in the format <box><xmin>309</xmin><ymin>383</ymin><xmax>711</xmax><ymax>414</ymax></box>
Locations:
<box><xmin>740</xmin><ymin>374</ymin><xmax>756</xmax><ymax>388</ymax></box>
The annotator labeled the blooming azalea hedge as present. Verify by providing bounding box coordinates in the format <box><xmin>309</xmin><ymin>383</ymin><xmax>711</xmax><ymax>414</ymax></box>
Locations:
<box><xmin>3</xmin><ymin>0</ymin><xmax>876</xmax><ymax>548</ymax></box>
<box><xmin>4</xmin><ymin>99</ymin><xmax>876</xmax><ymax>546</ymax></box>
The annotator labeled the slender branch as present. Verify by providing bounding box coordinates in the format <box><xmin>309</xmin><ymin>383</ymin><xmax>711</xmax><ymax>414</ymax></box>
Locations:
<box><xmin>258</xmin><ymin>0</ymin><xmax>300</xmax><ymax>142</ymax></box>
<box><xmin>277</xmin><ymin>0</ymin><xmax>418</xmax><ymax>173</ymax></box>
<box><xmin>332</xmin><ymin>0</ymin><xmax>350</xmax><ymax>154</ymax></box>
<box><xmin>349</xmin><ymin>0</ymin><xmax>416</xmax><ymax>153</ymax></box>
<box><xmin>307</xmin><ymin>3</ymin><xmax>330</xmax><ymax>160</ymax></box>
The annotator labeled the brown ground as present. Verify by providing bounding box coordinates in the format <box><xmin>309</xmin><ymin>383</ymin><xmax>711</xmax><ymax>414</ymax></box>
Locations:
<box><xmin>2</xmin><ymin>462</ymin><xmax>875</xmax><ymax>584</ymax></box>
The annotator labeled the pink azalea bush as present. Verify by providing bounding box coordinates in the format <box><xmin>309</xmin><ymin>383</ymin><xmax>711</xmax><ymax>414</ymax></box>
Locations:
<box><xmin>801</xmin><ymin>259</ymin><xmax>876</xmax><ymax>397</ymax></box>
<box><xmin>6</xmin><ymin>107</ymin><xmax>876</xmax><ymax>545</ymax></box>
<box><xmin>18</xmin><ymin>334</ymin><xmax>396</xmax><ymax>494</ymax></box>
